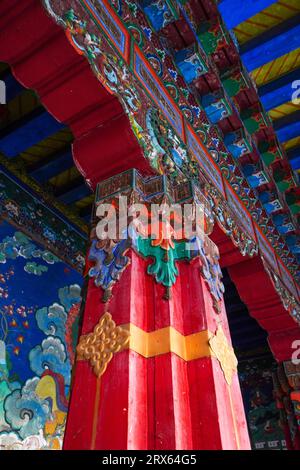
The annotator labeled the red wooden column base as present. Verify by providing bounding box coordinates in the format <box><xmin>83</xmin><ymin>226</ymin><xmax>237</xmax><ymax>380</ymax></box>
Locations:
<box><xmin>63</xmin><ymin>251</ymin><xmax>250</xmax><ymax>450</ymax></box>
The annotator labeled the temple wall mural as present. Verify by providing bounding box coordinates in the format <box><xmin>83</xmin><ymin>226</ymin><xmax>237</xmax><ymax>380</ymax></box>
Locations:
<box><xmin>0</xmin><ymin>220</ymin><xmax>82</xmax><ymax>450</ymax></box>
<box><xmin>239</xmin><ymin>357</ymin><xmax>286</xmax><ymax>451</ymax></box>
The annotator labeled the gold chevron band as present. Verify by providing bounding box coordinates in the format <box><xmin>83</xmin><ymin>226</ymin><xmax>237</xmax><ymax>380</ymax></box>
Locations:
<box><xmin>123</xmin><ymin>323</ymin><xmax>213</xmax><ymax>360</ymax></box>
<box><xmin>77</xmin><ymin>313</ymin><xmax>238</xmax><ymax>385</ymax></box>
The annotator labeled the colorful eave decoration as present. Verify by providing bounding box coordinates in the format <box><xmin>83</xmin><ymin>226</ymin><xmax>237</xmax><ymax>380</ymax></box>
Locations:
<box><xmin>42</xmin><ymin>0</ymin><xmax>300</xmax><ymax>321</ymax></box>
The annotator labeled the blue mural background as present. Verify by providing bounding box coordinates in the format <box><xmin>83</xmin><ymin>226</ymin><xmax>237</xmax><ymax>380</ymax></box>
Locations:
<box><xmin>0</xmin><ymin>219</ymin><xmax>82</xmax><ymax>449</ymax></box>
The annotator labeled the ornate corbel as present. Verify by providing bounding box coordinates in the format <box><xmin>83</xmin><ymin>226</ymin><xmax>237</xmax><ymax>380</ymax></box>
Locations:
<box><xmin>87</xmin><ymin>169</ymin><xmax>224</xmax><ymax>312</ymax></box>
<box><xmin>262</xmin><ymin>260</ymin><xmax>300</xmax><ymax>325</ymax></box>
<box><xmin>203</xmin><ymin>182</ymin><xmax>258</xmax><ymax>258</ymax></box>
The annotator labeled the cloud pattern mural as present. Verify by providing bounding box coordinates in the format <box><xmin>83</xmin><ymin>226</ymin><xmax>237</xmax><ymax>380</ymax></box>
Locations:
<box><xmin>4</xmin><ymin>377</ymin><xmax>51</xmax><ymax>439</ymax></box>
<box><xmin>0</xmin><ymin>221</ymin><xmax>82</xmax><ymax>450</ymax></box>
<box><xmin>29</xmin><ymin>337</ymin><xmax>71</xmax><ymax>385</ymax></box>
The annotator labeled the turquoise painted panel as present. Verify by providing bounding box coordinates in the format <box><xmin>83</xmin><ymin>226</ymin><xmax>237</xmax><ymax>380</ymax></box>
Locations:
<box><xmin>142</xmin><ymin>0</ymin><xmax>177</xmax><ymax>31</ymax></box>
<box><xmin>175</xmin><ymin>46</ymin><xmax>208</xmax><ymax>84</ymax></box>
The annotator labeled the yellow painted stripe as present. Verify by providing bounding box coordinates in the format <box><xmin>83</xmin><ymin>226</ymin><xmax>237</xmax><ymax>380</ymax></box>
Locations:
<box><xmin>268</xmin><ymin>101</ymin><xmax>300</xmax><ymax>121</ymax></box>
<box><xmin>124</xmin><ymin>323</ymin><xmax>214</xmax><ymax>360</ymax></box>
<box><xmin>4</xmin><ymin>89</ymin><xmax>39</xmax><ymax>128</ymax></box>
<box><xmin>234</xmin><ymin>0</ymin><xmax>300</xmax><ymax>45</ymax></box>
<box><xmin>283</xmin><ymin>136</ymin><xmax>300</xmax><ymax>150</ymax></box>
<box><xmin>87</xmin><ymin>326</ymin><xmax>238</xmax><ymax>450</ymax></box>
<box><xmin>49</xmin><ymin>165</ymin><xmax>80</xmax><ymax>187</ymax></box>
<box><xmin>75</xmin><ymin>194</ymin><xmax>94</xmax><ymax>209</ymax></box>
<box><xmin>251</xmin><ymin>48</ymin><xmax>300</xmax><ymax>87</ymax></box>
<box><xmin>20</xmin><ymin>128</ymin><xmax>73</xmax><ymax>165</ymax></box>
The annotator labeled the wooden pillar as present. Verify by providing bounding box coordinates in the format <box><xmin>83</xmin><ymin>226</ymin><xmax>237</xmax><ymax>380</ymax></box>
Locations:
<box><xmin>63</xmin><ymin>170</ymin><xmax>250</xmax><ymax>450</ymax></box>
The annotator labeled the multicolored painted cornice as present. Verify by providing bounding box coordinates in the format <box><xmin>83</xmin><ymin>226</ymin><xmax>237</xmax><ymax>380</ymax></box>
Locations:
<box><xmin>42</xmin><ymin>1</ymin><xmax>300</xmax><ymax>293</ymax></box>
<box><xmin>0</xmin><ymin>161</ymin><xmax>87</xmax><ymax>272</ymax></box>
<box><xmin>133</xmin><ymin>0</ymin><xmax>299</xmax><ymax>272</ymax></box>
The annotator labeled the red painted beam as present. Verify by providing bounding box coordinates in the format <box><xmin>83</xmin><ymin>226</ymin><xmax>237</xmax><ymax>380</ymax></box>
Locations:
<box><xmin>228</xmin><ymin>256</ymin><xmax>300</xmax><ymax>361</ymax></box>
<box><xmin>210</xmin><ymin>223</ymin><xmax>300</xmax><ymax>361</ymax></box>
<box><xmin>0</xmin><ymin>0</ymin><xmax>152</xmax><ymax>189</ymax></box>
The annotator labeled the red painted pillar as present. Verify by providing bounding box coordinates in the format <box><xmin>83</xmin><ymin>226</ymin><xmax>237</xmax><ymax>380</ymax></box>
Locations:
<box><xmin>63</xmin><ymin>170</ymin><xmax>250</xmax><ymax>450</ymax></box>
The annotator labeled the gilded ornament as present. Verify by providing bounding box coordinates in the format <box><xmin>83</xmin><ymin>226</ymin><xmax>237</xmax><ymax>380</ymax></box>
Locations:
<box><xmin>209</xmin><ymin>326</ymin><xmax>238</xmax><ymax>385</ymax></box>
<box><xmin>77</xmin><ymin>312</ymin><xmax>130</xmax><ymax>377</ymax></box>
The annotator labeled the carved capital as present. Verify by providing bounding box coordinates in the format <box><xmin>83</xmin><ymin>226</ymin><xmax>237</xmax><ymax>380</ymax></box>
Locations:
<box><xmin>88</xmin><ymin>169</ymin><xmax>224</xmax><ymax>311</ymax></box>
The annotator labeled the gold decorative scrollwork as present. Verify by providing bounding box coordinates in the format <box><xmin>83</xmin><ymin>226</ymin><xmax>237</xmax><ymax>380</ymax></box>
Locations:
<box><xmin>77</xmin><ymin>312</ymin><xmax>130</xmax><ymax>377</ymax></box>
<box><xmin>209</xmin><ymin>326</ymin><xmax>238</xmax><ymax>386</ymax></box>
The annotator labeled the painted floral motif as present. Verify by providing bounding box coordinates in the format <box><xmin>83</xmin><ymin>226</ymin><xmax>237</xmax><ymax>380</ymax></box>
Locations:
<box><xmin>204</xmin><ymin>184</ymin><xmax>258</xmax><ymax>258</ymax></box>
<box><xmin>88</xmin><ymin>238</ymin><xmax>131</xmax><ymax>302</ymax></box>
<box><xmin>209</xmin><ymin>326</ymin><xmax>237</xmax><ymax>385</ymax></box>
<box><xmin>134</xmin><ymin>236</ymin><xmax>190</xmax><ymax>288</ymax></box>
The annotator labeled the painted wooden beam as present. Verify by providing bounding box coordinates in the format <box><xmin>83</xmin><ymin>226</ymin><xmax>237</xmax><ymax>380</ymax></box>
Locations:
<box><xmin>0</xmin><ymin>109</ymin><xmax>64</xmax><ymax>157</ymax></box>
<box><xmin>58</xmin><ymin>183</ymin><xmax>91</xmax><ymax>205</ymax></box>
<box><xmin>276</xmin><ymin>121</ymin><xmax>300</xmax><ymax>144</ymax></box>
<box><xmin>259</xmin><ymin>69</ymin><xmax>300</xmax><ymax>111</ymax></box>
<box><xmin>240</xmin><ymin>13</ymin><xmax>300</xmax><ymax>53</ymax></box>
<box><xmin>218</xmin><ymin>0</ymin><xmax>277</xmax><ymax>30</ymax></box>
<box><xmin>287</xmin><ymin>147</ymin><xmax>300</xmax><ymax>170</ymax></box>
<box><xmin>241</xmin><ymin>22</ymin><xmax>300</xmax><ymax>71</ymax></box>
<box><xmin>29</xmin><ymin>151</ymin><xmax>73</xmax><ymax>184</ymax></box>
<box><xmin>291</xmin><ymin>156</ymin><xmax>300</xmax><ymax>171</ymax></box>
<box><xmin>273</xmin><ymin>109</ymin><xmax>300</xmax><ymax>129</ymax></box>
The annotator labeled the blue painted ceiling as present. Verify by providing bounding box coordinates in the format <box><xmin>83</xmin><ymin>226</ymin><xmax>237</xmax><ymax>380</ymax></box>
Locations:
<box><xmin>0</xmin><ymin>63</ymin><xmax>93</xmax><ymax>225</ymax></box>
<box><xmin>219</xmin><ymin>0</ymin><xmax>300</xmax><ymax>174</ymax></box>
